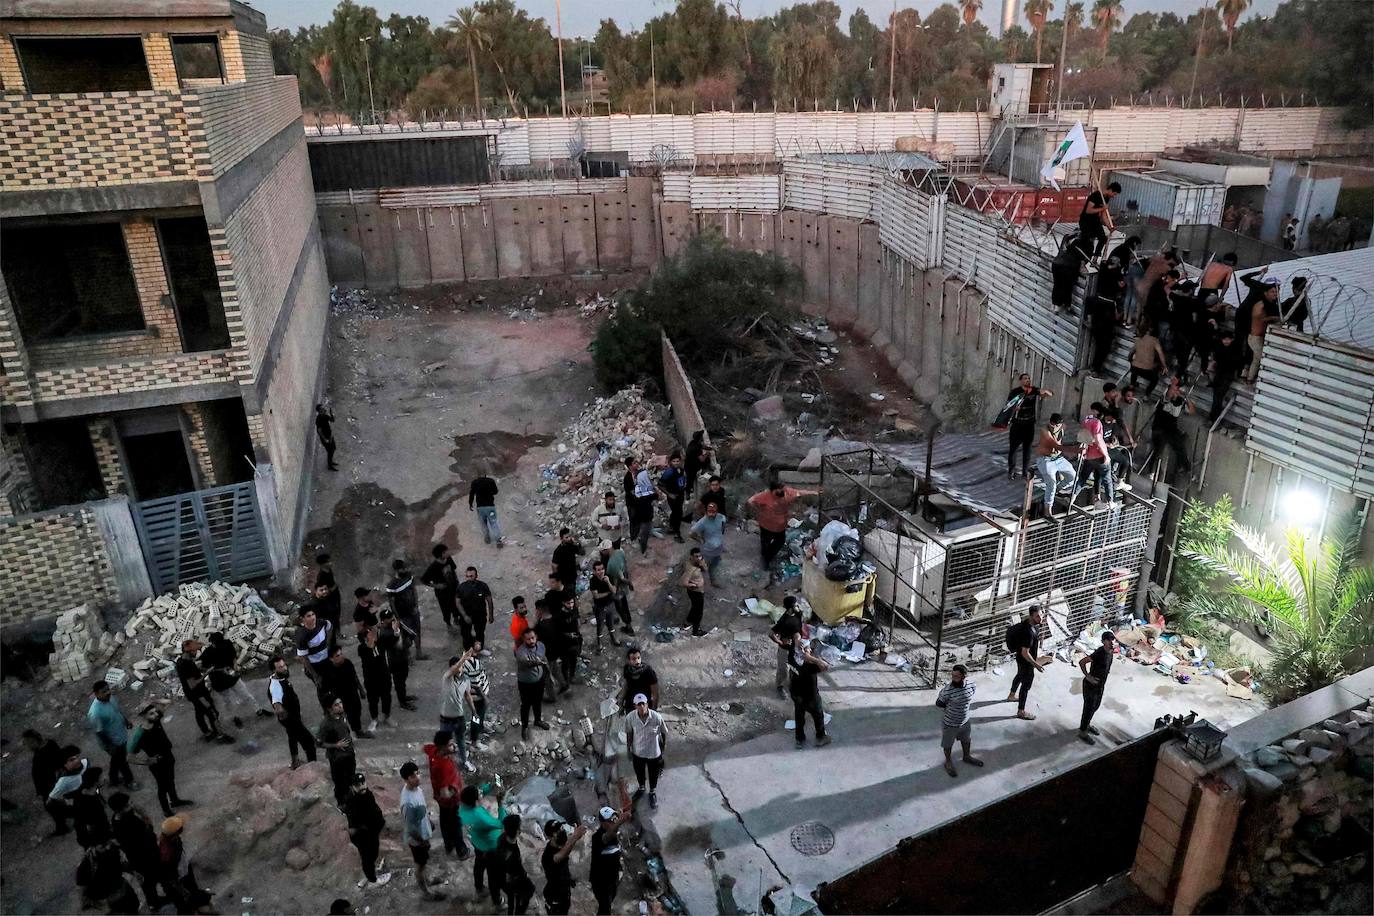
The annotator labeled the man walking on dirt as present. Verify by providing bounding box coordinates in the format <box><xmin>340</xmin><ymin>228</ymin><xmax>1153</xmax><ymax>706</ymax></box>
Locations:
<box><xmin>456</xmin><ymin>566</ymin><xmax>495</xmax><ymax>652</ymax></box>
<box><xmin>385</xmin><ymin>558</ymin><xmax>424</xmax><ymax>659</ymax></box>
<box><xmin>422</xmin><ymin>544</ymin><xmax>461</xmax><ymax>631</ymax></box>
<box><xmin>1078</xmin><ymin>631</ymin><xmax>1116</xmax><ymax>742</ymax></box>
<box><xmin>344</xmin><ymin>773</ymin><xmax>392</xmax><ymax>889</ymax></box>
<box><xmin>399</xmin><ymin>761</ymin><xmax>445</xmax><ymax>901</ymax></box>
<box><xmin>468</xmin><ymin>474</ymin><xmax>505</xmax><ymax>547</ymax></box>
<box><xmin>87</xmin><ymin>681</ymin><xmax>136</xmax><ymax>789</ymax></box>
<box><xmin>424</xmin><ymin>730</ymin><xmax>471</xmax><ymax>861</ymax></box>
<box><xmin>316</xmin><ymin>695</ymin><xmax>357</xmax><ymax>806</ymax></box>
<box><xmin>316</xmin><ymin>403</ymin><xmax>338</xmax><ymax>471</ymax></box>
<box><xmin>747</xmin><ymin>481</ymin><xmax>818</xmax><ymax>586</ymax></box>
<box><xmin>268</xmin><ymin>655</ymin><xmax>317</xmax><ymax>769</ymax></box>
<box><xmin>128</xmin><ymin>702</ymin><xmax>191</xmax><ymax>817</ymax></box>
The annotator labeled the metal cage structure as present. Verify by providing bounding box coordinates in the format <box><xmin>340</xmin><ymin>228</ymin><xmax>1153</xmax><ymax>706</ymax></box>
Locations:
<box><xmin>818</xmin><ymin>447</ymin><xmax>1165</xmax><ymax>686</ymax></box>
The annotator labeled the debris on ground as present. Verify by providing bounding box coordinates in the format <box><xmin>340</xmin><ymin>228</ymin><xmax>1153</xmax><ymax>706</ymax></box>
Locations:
<box><xmin>530</xmin><ymin>386</ymin><xmax>669</xmax><ymax>538</ymax></box>
<box><xmin>123</xmin><ymin>582</ymin><xmax>290</xmax><ymax>685</ymax></box>
<box><xmin>48</xmin><ymin>604</ymin><xmax>120</xmax><ymax>684</ymax></box>
<box><xmin>577</xmin><ymin>292</ymin><xmax>615</xmax><ymax>318</ymax></box>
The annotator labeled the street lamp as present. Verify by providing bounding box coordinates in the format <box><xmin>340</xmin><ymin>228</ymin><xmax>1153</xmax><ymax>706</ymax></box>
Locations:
<box><xmin>1282</xmin><ymin>488</ymin><xmax>1322</xmax><ymax>529</ymax></box>
<box><xmin>360</xmin><ymin>35</ymin><xmax>377</xmax><ymax>125</ymax></box>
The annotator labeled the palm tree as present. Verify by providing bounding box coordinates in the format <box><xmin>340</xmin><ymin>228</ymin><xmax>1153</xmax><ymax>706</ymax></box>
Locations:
<box><xmin>1216</xmin><ymin>0</ymin><xmax>1250</xmax><ymax>52</ymax></box>
<box><xmin>960</xmin><ymin>0</ymin><xmax>984</xmax><ymax>28</ymax></box>
<box><xmin>1091</xmin><ymin>0</ymin><xmax>1122</xmax><ymax>52</ymax></box>
<box><xmin>1026</xmin><ymin>0</ymin><xmax>1053</xmax><ymax>63</ymax></box>
<box><xmin>1065</xmin><ymin>1</ymin><xmax>1085</xmax><ymax>36</ymax></box>
<box><xmin>1182</xmin><ymin>510</ymin><xmax>1374</xmax><ymax>702</ymax></box>
<box><xmin>447</xmin><ymin>6</ymin><xmax>485</xmax><ymax>115</ymax></box>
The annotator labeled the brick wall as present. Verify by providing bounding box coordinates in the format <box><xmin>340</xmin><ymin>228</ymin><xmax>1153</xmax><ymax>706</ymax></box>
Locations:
<box><xmin>180</xmin><ymin>402</ymin><xmax>216</xmax><ymax>485</ymax></box>
<box><xmin>19</xmin><ymin>350</ymin><xmax>234</xmax><ymax>408</ymax></box>
<box><xmin>0</xmin><ymin>34</ymin><xmax>24</xmax><ymax>93</ymax></box>
<box><xmin>123</xmin><ymin>220</ymin><xmax>182</xmax><ymax>351</ymax></box>
<box><xmin>191</xmin><ymin>76</ymin><xmax>301</xmax><ymax>179</ymax></box>
<box><xmin>256</xmin><ymin>237</ymin><xmax>329</xmax><ymax>550</ymax></box>
<box><xmin>141</xmin><ymin>34</ymin><xmax>180</xmax><ymax>92</ymax></box>
<box><xmin>87</xmin><ymin>418</ymin><xmax>126</xmax><ymax>497</ymax></box>
<box><xmin>219</xmin><ymin>30</ymin><xmax>246</xmax><ymax>82</ymax></box>
<box><xmin>238</xmin><ymin>32</ymin><xmax>275</xmax><ymax>81</ymax></box>
<box><xmin>661</xmin><ymin>332</ymin><xmax>711</xmax><ymax>446</ymax></box>
<box><xmin>222</xmin><ymin>138</ymin><xmax>316</xmax><ymax>377</ymax></box>
<box><xmin>0</xmin><ymin>425</ymin><xmax>35</xmax><ymax>516</ymax></box>
<box><xmin>0</xmin><ymin>92</ymin><xmax>201</xmax><ymax>189</ymax></box>
<box><xmin>0</xmin><ymin>506</ymin><xmax>116</xmax><ymax>626</ymax></box>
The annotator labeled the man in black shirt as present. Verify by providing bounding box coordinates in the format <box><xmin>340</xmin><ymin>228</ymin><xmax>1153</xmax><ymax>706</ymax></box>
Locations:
<box><xmin>455</xmin><ymin>566</ymin><xmax>494</xmax><ymax>652</ymax></box>
<box><xmin>108</xmin><ymin>792</ymin><xmax>167</xmax><ymax>908</ymax></box>
<box><xmin>1005</xmin><ymin>606</ymin><xmax>1045</xmax><ymax>720</ymax></box>
<box><xmin>541</xmin><ymin>821</ymin><xmax>586</xmax><ymax>915</ymax></box>
<box><xmin>788</xmin><ymin>635</ymin><xmax>831</xmax><ymax>748</ymax></box>
<box><xmin>268</xmin><ymin>655</ymin><xmax>317</xmax><ymax>769</ymax></box>
<box><xmin>316</xmin><ymin>695</ymin><xmax>356</xmax><ymax>806</ymax></box>
<box><xmin>1281</xmin><ymin>276</ymin><xmax>1309</xmax><ymax>332</ymax></box>
<box><xmin>324</xmin><ymin>646</ymin><xmax>371</xmax><ymax>738</ymax></box>
<box><xmin>1149</xmin><ymin>377</ymin><xmax>1194</xmax><ymax>476</ymax></box>
<box><xmin>1087</xmin><ymin>262</ymin><xmax>1122</xmax><ymax>376</ymax></box>
<box><xmin>553</xmin><ymin>594</ymin><xmax>583</xmax><ymax>691</ymax></box>
<box><xmin>697</xmin><ymin>475</ymin><xmax>728</xmax><ymax>518</ymax></box>
<box><xmin>314</xmin><ymin>553</ymin><xmax>342</xmax><ymax>631</ymax></box>
<box><xmin>23</xmin><ymin>729</ymin><xmax>64</xmax><ymax>829</ymax></box>
<box><xmin>532</xmin><ymin>600</ymin><xmax>565</xmax><ymax>700</ymax></box>
<box><xmin>1208</xmin><ymin>328</ymin><xmax>1239</xmax><ymax>423</ymax></box>
<box><xmin>422</xmin><ymin>544</ymin><xmax>460</xmax><ymax>630</ymax></box>
<box><xmin>769</xmin><ymin>597</ymin><xmax>804</xmax><ymax>697</ymax></box>
<box><xmin>386</xmin><ymin>558</ymin><xmax>424</xmax><ymax>659</ymax></box>
<box><xmin>377</xmin><ymin>611</ymin><xmax>416</xmax><ymax>709</ymax></box>
<box><xmin>316</xmin><ymin>403</ymin><xmax>338</xmax><ymax>471</ymax></box>
<box><xmin>620</xmin><ymin>647</ymin><xmax>659</xmax><ymax>713</ymax></box>
<box><xmin>468</xmin><ymin>475</ymin><xmax>504</xmax><ymax>547</ymax></box>
<box><xmin>128</xmin><ymin>703</ymin><xmax>191</xmax><ymax>817</ymax></box>
<box><xmin>344</xmin><ymin>772</ymin><xmax>392</xmax><ymax>887</ymax></box>
<box><xmin>1005</xmin><ymin>374</ymin><xmax>1054</xmax><ymax>479</ymax></box>
<box><xmin>357</xmin><ymin>625</ymin><xmax>393</xmax><ymax>730</ymax></box>
<box><xmin>551</xmin><ymin>528</ymin><xmax>584</xmax><ymax>590</ymax></box>
<box><xmin>1078</xmin><ymin>631</ymin><xmax>1116</xmax><ymax>741</ymax></box>
<box><xmin>176</xmin><ymin>641</ymin><xmax>229</xmax><ymax>742</ymax></box>
<box><xmin>1078</xmin><ymin>181</ymin><xmax>1119</xmax><ymax>260</ymax></box>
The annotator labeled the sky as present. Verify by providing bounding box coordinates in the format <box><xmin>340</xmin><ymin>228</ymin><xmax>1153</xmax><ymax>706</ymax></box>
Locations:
<box><xmin>248</xmin><ymin>0</ymin><xmax>1283</xmax><ymax>39</ymax></box>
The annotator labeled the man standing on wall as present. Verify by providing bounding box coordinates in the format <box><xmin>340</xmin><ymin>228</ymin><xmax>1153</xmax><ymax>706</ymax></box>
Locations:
<box><xmin>1006</xmin><ymin>606</ymin><xmax>1046</xmax><ymax>721</ymax></box>
<box><xmin>468</xmin><ymin>473</ymin><xmax>505</xmax><ymax>548</ymax></box>
<box><xmin>746</xmin><ymin>480</ymin><xmax>817</xmax><ymax>586</ymax></box>
<box><xmin>316</xmin><ymin>403</ymin><xmax>338</xmax><ymax>471</ymax></box>
<box><xmin>1003</xmin><ymin>374</ymin><xmax>1053</xmax><ymax>481</ymax></box>
<box><xmin>1079</xmin><ymin>181</ymin><xmax>1119</xmax><ymax>260</ymax></box>
<box><xmin>1078</xmin><ymin>630</ymin><xmax>1116</xmax><ymax>742</ymax></box>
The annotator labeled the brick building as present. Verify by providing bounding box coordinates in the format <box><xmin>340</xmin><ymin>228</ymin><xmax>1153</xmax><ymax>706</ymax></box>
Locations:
<box><xmin>0</xmin><ymin>0</ymin><xmax>329</xmax><ymax>621</ymax></box>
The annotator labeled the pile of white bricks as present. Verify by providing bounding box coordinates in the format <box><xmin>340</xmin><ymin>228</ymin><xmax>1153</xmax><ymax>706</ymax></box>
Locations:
<box><xmin>124</xmin><ymin>581</ymin><xmax>289</xmax><ymax>684</ymax></box>
<box><xmin>49</xmin><ymin>604</ymin><xmax>123</xmax><ymax>685</ymax></box>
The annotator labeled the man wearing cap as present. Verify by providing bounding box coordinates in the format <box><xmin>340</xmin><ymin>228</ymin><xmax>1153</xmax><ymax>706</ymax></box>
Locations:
<box><xmin>344</xmin><ymin>772</ymin><xmax>392</xmax><ymax>889</ymax></box>
<box><xmin>460</xmin><ymin>782</ymin><xmax>508</xmax><ymax>908</ymax></box>
<box><xmin>1078</xmin><ymin>631</ymin><xmax>1117</xmax><ymax>742</ymax></box>
<box><xmin>316</xmin><ymin>695</ymin><xmax>357</xmax><ymax>806</ymax></box>
<box><xmin>624</xmin><ymin>693</ymin><xmax>668</xmax><ymax>808</ymax></box>
<box><xmin>399</xmin><ymin>761</ymin><xmax>445</xmax><ymax>901</ymax></box>
<box><xmin>268</xmin><ymin>655</ymin><xmax>317</xmax><ymax>769</ymax></box>
<box><xmin>128</xmin><ymin>702</ymin><xmax>191</xmax><ymax>817</ymax></box>
<box><xmin>157</xmin><ymin>814</ymin><xmax>186</xmax><ymax>904</ymax></box>
<box><xmin>176</xmin><ymin>640</ymin><xmax>230</xmax><ymax>742</ymax></box>
<box><xmin>87</xmin><ymin>681</ymin><xmax>136</xmax><ymax>789</ymax></box>
<box><xmin>590</xmin><ymin>805</ymin><xmax>631</xmax><ymax>915</ymax></box>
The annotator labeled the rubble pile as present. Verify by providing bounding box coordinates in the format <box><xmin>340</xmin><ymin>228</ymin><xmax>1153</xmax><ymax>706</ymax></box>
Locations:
<box><xmin>576</xmin><ymin>292</ymin><xmax>614</xmax><ymax>318</ymax></box>
<box><xmin>48</xmin><ymin>604</ymin><xmax>122</xmax><ymax>685</ymax></box>
<box><xmin>123</xmin><ymin>582</ymin><xmax>289</xmax><ymax>685</ymax></box>
<box><xmin>1230</xmin><ymin>702</ymin><xmax>1373</xmax><ymax>913</ymax></box>
<box><xmin>532</xmin><ymin>387</ymin><xmax>668</xmax><ymax>538</ymax></box>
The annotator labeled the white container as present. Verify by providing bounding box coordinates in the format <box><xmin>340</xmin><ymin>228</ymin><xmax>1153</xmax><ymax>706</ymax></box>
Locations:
<box><xmin>1108</xmin><ymin>169</ymin><xmax>1227</xmax><ymax>229</ymax></box>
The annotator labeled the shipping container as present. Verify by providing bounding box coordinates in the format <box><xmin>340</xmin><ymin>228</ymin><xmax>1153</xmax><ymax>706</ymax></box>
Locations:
<box><xmin>1106</xmin><ymin>169</ymin><xmax>1227</xmax><ymax>229</ymax></box>
<box><xmin>949</xmin><ymin>175</ymin><xmax>1092</xmax><ymax>225</ymax></box>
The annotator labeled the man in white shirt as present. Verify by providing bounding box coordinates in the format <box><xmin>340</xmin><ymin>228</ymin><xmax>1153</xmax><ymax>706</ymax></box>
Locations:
<box><xmin>623</xmin><ymin>693</ymin><xmax>667</xmax><ymax>809</ymax></box>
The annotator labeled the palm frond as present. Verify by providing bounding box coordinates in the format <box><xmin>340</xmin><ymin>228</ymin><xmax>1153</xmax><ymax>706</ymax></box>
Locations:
<box><xmin>1234</xmin><ymin>523</ymin><xmax>1307</xmax><ymax>615</ymax></box>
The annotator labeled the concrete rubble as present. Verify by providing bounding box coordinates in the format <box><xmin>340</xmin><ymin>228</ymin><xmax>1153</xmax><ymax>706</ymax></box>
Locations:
<box><xmin>48</xmin><ymin>604</ymin><xmax>121</xmax><ymax>685</ymax></box>
<box><xmin>122</xmin><ymin>581</ymin><xmax>290</xmax><ymax>685</ymax></box>
<box><xmin>532</xmin><ymin>386</ymin><xmax>668</xmax><ymax>539</ymax></box>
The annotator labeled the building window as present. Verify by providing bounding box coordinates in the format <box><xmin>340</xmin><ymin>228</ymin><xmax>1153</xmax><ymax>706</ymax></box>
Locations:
<box><xmin>171</xmin><ymin>35</ymin><xmax>224</xmax><ymax>85</ymax></box>
<box><xmin>14</xmin><ymin>37</ymin><xmax>152</xmax><ymax>93</ymax></box>
<box><xmin>157</xmin><ymin>216</ymin><xmax>230</xmax><ymax>351</ymax></box>
<box><xmin>1</xmin><ymin>222</ymin><xmax>144</xmax><ymax>341</ymax></box>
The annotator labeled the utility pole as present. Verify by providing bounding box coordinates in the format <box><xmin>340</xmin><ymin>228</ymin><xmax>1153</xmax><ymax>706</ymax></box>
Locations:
<box><xmin>650</xmin><ymin>22</ymin><xmax>657</xmax><ymax>115</ymax></box>
<box><xmin>556</xmin><ymin>0</ymin><xmax>568</xmax><ymax>118</ymax></box>
<box><xmin>1188</xmin><ymin>5</ymin><xmax>1209</xmax><ymax>104</ymax></box>
<box><xmin>888</xmin><ymin>0</ymin><xmax>898</xmax><ymax>110</ymax></box>
<box><xmin>360</xmin><ymin>35</ymin><xmax>376</xmax><ymax>125</ymax></box>
<box><xmin>1055</xmin><ymin>12</ymin><xmax>1069</xmax><ymax>114</ymax></box>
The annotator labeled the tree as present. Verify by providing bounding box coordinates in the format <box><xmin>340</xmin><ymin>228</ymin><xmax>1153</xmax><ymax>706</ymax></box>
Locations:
<box><xmin>1182</xmin><ymin>510</ymin><xmax>1374</xmax><ymax>702</ymax></box>
<box><xmin>960</xmin><ymin>0</ymin><xmax>984</xmax><ymax>28</ymax></box>
<box><xmin>1026</xmin><ymin>0</ymin><xmax>1053</xmax><ymax>63</ymax></box>
<box><xmin>1091</xmin><ymin>0</ymin><xmax>1123</xmax><ymax>51</ymax></box>
<box><xmin>447</xmin><ymin>7</ymin><xmax>486</xmax><ymax>114</ymax></box>
<box><xmin>1216</xmin><ymin>0</ymin><xmax>1250</xmax><ymax>52</ymax></box>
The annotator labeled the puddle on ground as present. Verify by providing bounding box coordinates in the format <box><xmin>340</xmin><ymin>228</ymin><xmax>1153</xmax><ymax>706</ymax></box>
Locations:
<box><xmin>449</xmin><ymin>430</ymin><xmax>552</xmax><ymax>477</ymax></box>
<box><xmin>303</xmin><ymin>480</ymin><xmax>465</xmax><ymax>582</ymax></box>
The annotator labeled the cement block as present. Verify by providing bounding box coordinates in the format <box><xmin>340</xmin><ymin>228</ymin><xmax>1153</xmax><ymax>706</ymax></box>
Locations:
<box><xmin>354</xmin><ymin>203</ymin><xmax>398</xmax><ymax>290</ymax></box>
<box><xmin>559</xmin><ymin>195</ymin><xmax>598</xmax><ymax>272</ymax></box>
<box><xmin>657</xmin><ymin>200</ymin><xmax>695</xmax><ymax>261</ymax></box>
<box><xmin>425</xmin><ymin>206</ymin><xmax>465</xmax><ymax>282</ymax></box>
<box><xmin>627</xmin><ymin>176</ymin><xmax>658</xmax><ymax>268</ymax></box>
<box><xmin>493</xmin><ymin>198</ymin><xmax>533</xmax><ymax>277</ymax></box>
<box><xmin>526</xmin><ymin>196</ymin><xmax>564</xmax><ymax>277</ymax></box>
<box><xmin>594</xmin><ymin>192</ymin><xmax>632</xmax><ymax>271</ymax></box>
<box><xmin>318</xmin><ymin>204</ymin><xmax>366</xmax><ymax>286</ymax></box>
<box><xmin>827</xmin><ymin>218</ymin><xmax>859</xmax><ymax>322</ymax></box>
<box><xmin>393</xmin><ymin>206</ymin><xmax>432</xmax><ymax>287</ymax></box>
<box><xmin>459</xmin><ymin>204</ymin><xmax>498</xmax><ymax>279</ymax></box>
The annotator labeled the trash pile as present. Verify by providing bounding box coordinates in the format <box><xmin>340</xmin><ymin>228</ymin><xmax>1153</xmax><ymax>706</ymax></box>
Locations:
<box><xmin>575</xmin><ymin>292</ymin><xmax>614</xmax><ymax>318</ymax></box>
<box><xmin>122</xmin><ymin>582</ymin><xmax>290</xmax><ymax>687</ymax></box>
<box><xmin>328</xmin><ymin>286</ymin><xmax>371</xmax><ymax>315</ymax></box>
<box><xmin>791</xmin><ymin>317</ymin><xmax>840</xmax><ymax>366</ymax></box>
<box><xmin>1071</xmin><ymin>620</ymin><xmax>1258</xmax><ymax>699</ymax></box>
<box><xmin>531</xmin><ymin>387</ymin><xmax>667</xmax><ymax>538</ymax></box>
<box><xmin>48</xmin><ymin>604</ymin><xmax>122</xmax><ymax>685</ymax></box>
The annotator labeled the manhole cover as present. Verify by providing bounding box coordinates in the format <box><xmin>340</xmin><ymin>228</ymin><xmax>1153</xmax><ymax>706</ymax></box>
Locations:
<box><xmin>790</xmin><ymin>821</ymin><xmax>835</xmax><ymax>856</ymax></box>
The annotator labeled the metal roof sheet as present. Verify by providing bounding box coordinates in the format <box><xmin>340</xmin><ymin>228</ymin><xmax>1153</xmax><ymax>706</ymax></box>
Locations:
<box><xmin>1223</xmin><ymin>247</ymin><xmax>1374</xmax><ymax>352</ymax></box>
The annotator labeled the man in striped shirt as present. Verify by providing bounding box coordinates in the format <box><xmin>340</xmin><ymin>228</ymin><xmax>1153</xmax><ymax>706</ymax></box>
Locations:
<box><xmin>460</xmin><ymin>647</ymin><xmax>490</xmax><ymax>751</ymax></box>
<box><xmin>936</xmin><ymin>665</ymin><xmax>984</xmax><ymax>777</ymax></box>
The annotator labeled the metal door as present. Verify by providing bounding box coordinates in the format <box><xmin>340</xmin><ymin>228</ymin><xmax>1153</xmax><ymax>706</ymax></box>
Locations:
<box><xmin>132</xmin><ymin>482</ymin><xmax>271</xmax><ymax>594</ymax></box>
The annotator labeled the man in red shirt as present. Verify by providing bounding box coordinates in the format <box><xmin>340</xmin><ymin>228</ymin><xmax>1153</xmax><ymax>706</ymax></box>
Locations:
<box><xmin>423</xmin><ymin>732</ymin><xmax>470</xmax><ymax>860</ymax></box>
<box><xmin>1072</xmin><ymin>404</ymin><xmax>1117</xmax><ymax>505</ymax></box>
<box><xmin>746</xmin><ymin>482</ymin><xmax>818</xmax><ymax>586</ymax></box>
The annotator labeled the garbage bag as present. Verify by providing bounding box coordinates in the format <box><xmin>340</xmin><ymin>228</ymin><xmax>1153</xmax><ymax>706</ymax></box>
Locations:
<box><xmin>825</xmin><ymin>559</ymin><xmax>857</xmax><ymax>581</ymax></box>
<box><xmin>816</xmin><ymin>520</ymin><xmax>859</xmax><ymax>564</ymax></box>
<box><xmin>828</xmin><ymin>535</ymin><xmax>861</xmax><ymax>564</ymax></box>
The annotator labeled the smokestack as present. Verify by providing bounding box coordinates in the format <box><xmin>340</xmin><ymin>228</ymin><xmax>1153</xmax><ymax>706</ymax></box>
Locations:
<box><xmin>1000</xmin><ymin>0</ymin><xmax>1020</xmax><ymax>36</ymax></box>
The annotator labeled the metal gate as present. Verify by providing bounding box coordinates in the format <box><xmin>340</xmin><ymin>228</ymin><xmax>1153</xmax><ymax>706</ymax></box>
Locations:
<box><xmin>814</xmin><ymin>726</ymin><xmax>1172</xmax><ymax>914</ymax></box>
<box><xmin>132</xmin><ymin>482</ymin><xmax>271</xmax><ymax>594</ymax></box>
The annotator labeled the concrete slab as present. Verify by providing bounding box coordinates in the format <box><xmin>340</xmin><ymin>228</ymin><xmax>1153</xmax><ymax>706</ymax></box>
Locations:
<box><xmin>317</xmin><ymin>203</ymin><xmax>365</xmax><ymax>285</ymax></box>
<box><xmin>354</xmin><ymin>202</ymin><xmax>397</xmax><ymax>289</ymax></box>
<box><xmin>393</xmin><ymin>205</ymin><xmax>432</xmax><ymax>288</ymax></box>
<box><xmin>800</xmin><ymin>212</ymin><xmax>830</xmax><ymax>313</ymax></box>
<box><xmin>827</xmin><ymin>218</ymin><xmax>859</xmax><ymax>323</ymax></box>
<box><xmin>526</xmin><ymin>196</ymin><xmax>564</xmax><ymax>276</ymax></box>
<box><xmin>494</xmin><ymin>197</ymin><xmax>533</xmax><ymax>277</ymax></box>
<box><xmin>424</xmin><ymin>205</ymin><xmax>465</xmax><ymax>282</ymax></box>
<box><xmin>459</xmin><ymin>203</ymin><xmax>498</xmax><ymax>279</ymax></box>
<box><xmin>559</xmin><ymin>195</ymin><xmax>598</xmax><ymax>272</ymax></box>
<box><xmin>658</xmin><ymin>200</ymin><xmax>696</xmax><ymax>260</ymax></box>
<box><xmin>854</xmin><ymin>222</ymin><xmax>881</xmax><ymax>329</ymax></box>
<box><xmin>627</xmin><ymin>176</ymin><xmax>658</xmax><ymax>268</ymax></box>
<box><xmin>778</xmin><ymin>209</ymin><xmax>804</xmax><ymax>271</ymax></box>
<box><xmin>595</xmin><ymin>191</ymin><xmax>632</xmax><ymax>271</ymax></box>
<box><xmin>657</xmin><ymin>646</ymin><xmax>1264</xmax><ymax>914</ymax></box>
